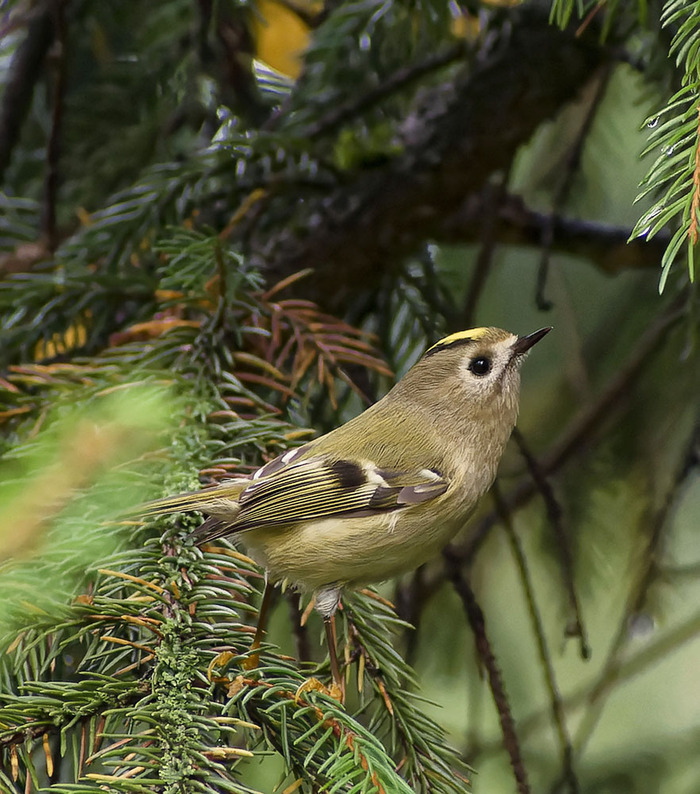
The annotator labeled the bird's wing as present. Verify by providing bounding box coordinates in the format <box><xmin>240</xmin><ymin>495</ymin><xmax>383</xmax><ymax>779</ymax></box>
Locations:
<box><xmin>139</xmin><ymin>444</ymin><xmax>448</xmax><ymax>543</ymax></box>
<box><xmin>226</xmin><ymin>454</ymin><xmax>449</xmax><ymax>533</ymax></box>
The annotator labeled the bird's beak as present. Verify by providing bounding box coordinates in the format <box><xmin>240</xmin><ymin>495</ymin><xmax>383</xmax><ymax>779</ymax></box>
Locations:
<box><xmin>511</xmin><ymin>327</ymin><xmax>552</xmax><ymax>357</ymax></box>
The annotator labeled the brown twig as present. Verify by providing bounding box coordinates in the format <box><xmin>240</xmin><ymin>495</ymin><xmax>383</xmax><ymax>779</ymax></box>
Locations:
<box><xmin>512</xmin><ymin>428</ymin><xmax>590</xmax><ymax>661</ymax></box>
<box><xmin>304</xmin><ymin>43</ymin><xmax>466</xmax><ymax>139</ymax></box>
<box><xmin>0</xmin><ymin>4</ymin><xmax>55</xmax><ymax>180</ymax></box>
<box><xmin>41</xmin><ymin>0</ymin><xmax>67</xmax><ymax>251</ymax></box>
<box><xmin>444</xmin><ymin>550</ymin><xmax>530</xmax><ymax>794</ymax></box>
<box><xmin>492</xmin><ymin>483</ymin><xmax>579</xmax><ymax>794</ymax></box>
<box><xmin>287</xmin><ymin>591</ymin><xmax>312</xmax><ymax>663</ymax></box>
<box><xmin>393</xmin><ymin>564</ymin><xmax>427</xmax><ymax>665</ymax></box>
<box><xmin>472</xmin><ymin>606</ymin><xmax>700</xmax><ymax>761</ymax></box>
<box><xmin>689</xmin><ymin>104</ymin><xmax>700</xmax><ymax>246</ymax></box>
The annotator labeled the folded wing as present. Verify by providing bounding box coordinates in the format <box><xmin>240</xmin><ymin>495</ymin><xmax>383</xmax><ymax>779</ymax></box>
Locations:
<box><xmin>232</xmin><ymin>456</ymin><xmax>448</xmax><ymax>530</ymax></box>
<box><xmin>140</xmin><ymin>445</ymin><xmax>449</xmax><ymax>544</ymax></box>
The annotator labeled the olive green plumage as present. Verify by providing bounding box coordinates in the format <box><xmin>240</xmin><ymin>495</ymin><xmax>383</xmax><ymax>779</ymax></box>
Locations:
<box><xmin>142</xmin><ymin>326</ymin><xmax>550</xmax><ymax>617</ymax></box>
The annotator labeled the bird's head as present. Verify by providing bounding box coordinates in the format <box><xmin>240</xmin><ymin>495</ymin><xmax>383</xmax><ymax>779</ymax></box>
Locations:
<box><xmin>397</xmin><ymin>326</ymin><xmax>551</xmax><ymax>424</ymax></box>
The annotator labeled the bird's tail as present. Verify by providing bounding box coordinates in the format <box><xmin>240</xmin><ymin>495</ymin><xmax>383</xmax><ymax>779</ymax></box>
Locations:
<box><xmin>135</xmin><ymin>479</ymin><xmax>249</xmax><ymax>521</ymax></box>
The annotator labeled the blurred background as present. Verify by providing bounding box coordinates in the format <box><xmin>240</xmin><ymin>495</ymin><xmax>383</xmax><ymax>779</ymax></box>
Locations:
<box><xmin>1</xmin><ymin>1</ymin><xmax>698</xmax><ymax>792</ymax></box>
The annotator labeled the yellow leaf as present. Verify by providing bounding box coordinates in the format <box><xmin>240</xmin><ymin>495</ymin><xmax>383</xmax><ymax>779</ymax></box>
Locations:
<box><xmin>251</xmin><ymin>0</ymin><xmax>312</xmax><ymax>79</ymax></box>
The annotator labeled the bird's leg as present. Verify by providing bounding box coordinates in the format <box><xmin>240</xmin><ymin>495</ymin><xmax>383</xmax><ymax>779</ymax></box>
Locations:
<box><xmin>242</xmin><ymin>578</ymin><xmax>274</xmax><ymax>671</ymax></box>
<box><xmin>314</xmin><ymin>585</ymin><xmax>344</xmax><ymax>700</ymax></box>
<box><xmin>324</xmin><ymin>614</ymin><xmax>344</xmax><ymax>699</ymax></box>
<box><xmin>295</xmin><ymin>586</ymin><xmax>344</xmax><ymax>701</ymax></box>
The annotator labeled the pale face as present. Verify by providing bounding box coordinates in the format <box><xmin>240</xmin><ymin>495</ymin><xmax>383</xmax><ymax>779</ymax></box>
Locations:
<box><xmin>455</xmin><ymin>333</ymin><xmax>521</xmax><ymax>407</ymax></box>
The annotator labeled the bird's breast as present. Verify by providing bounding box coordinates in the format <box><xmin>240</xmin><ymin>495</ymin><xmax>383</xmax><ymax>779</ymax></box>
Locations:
<box><xmin>242</xmin><ymin>488</ymin><xmax>475</xmax><ymax>592</ymax></box>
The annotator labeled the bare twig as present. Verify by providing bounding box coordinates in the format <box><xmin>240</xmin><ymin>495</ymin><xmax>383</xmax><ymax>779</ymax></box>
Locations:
<box><xmin>444</xmin><ymin>550</ymin><xmax>531</xmax><ymax>794</ymax></box>
<box><xmin>305</xmin><ymin>43</ymin><xmax>466</xmax><ymax>139</ymax></box>
<box><xmin>472</xmin><ymin>606</ymin><xmax>700</xmax><ymax>760</ymax></box>
<box><xmin>512</xmin><ymin>428</ymin><xmax>590</xmax><ymax>661</ymax></box>
<box><xmin>393</xmin><ymin>564</ymin><xmax>427</xmax><ymax>665</ymax></box>
<box><xmin>492</xmin><ymin>483</ymin><xmax>579</xmax><ymax>794</ymax></box>
<box><xmin>0</xmin><ymin>4</ymin><xmax>55</xmax><ymax>180</ymax></box>
<box><xmin>42</xmin><ymin>0</ymin><xmax>67</xmax><ymax>251</ymax></box>
<box><xmin>287</xmin><ymin>591</ymin><xmax>312</xmax><ymax>663</ymax></box>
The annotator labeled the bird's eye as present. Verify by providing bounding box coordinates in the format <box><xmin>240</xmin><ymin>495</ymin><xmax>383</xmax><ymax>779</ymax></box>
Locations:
<box><xmin>468</xmin><ymin>356</ymin><xmax>491</xmax><ymax>376</ymax></box>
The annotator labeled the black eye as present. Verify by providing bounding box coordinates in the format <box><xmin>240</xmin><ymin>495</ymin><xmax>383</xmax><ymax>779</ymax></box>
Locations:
<box><xmin>468</xmin><ymin>356</ymin><xmax>491</xmax><ymax>376</ymax></box>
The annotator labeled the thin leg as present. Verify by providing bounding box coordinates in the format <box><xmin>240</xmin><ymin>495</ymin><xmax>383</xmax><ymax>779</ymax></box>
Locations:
<box><xmin>243</xmin><ymin>579</ymin><xmax>274</xmax><ymax>671</ymax></box>
<box><xmin>324</xmin><ymin>615</ymin><xmax>344</xmax><ymax>699</ymax></box>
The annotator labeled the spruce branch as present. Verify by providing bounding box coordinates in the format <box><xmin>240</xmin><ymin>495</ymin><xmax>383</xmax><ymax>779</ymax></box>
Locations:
<box><xmin>253</xmin><ymin>9</ymin><xmax>607</xmax><ymax>309</ymax></box>
<box><xmin>630</xmin><ymin>0</ymin><xmax>700</xmax><ymax>290</ymax></box>
<box><xmin>343</xmin><ymin>591</ymin><xmax>472</xmax><ymax>793</ymax></box>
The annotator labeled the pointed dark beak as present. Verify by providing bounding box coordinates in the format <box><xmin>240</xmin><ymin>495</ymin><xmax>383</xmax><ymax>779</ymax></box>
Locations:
<box><xmin>511</xmin><ymin>327</ymin><xmax>552</xmax><ymax>357</ymax></box>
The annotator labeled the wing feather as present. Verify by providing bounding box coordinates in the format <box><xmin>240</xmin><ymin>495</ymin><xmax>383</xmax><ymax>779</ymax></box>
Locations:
<box><xmin>227</xmin><ymin>458</ymin><xmax>449</xmax><ymax>532</ymax></box>
<box><xmin>138</xmin><ymin>443</ymin><xmax>450</xmax><ymax>546</ymax></box>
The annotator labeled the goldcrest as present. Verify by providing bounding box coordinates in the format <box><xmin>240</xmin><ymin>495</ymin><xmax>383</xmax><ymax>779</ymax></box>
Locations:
<box><xmin>143</xmin><ymin>326</ymin><xmax>550</xmax><ymax>620</ymax></box>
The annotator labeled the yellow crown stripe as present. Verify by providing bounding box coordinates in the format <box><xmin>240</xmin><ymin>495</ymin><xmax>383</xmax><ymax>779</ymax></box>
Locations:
<box><xmin>426</xmin><ymin>327</ymin><xmax>489</xmax><ymax>354</ymax></box>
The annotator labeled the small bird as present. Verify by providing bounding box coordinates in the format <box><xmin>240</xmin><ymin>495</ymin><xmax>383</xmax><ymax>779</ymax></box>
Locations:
<box><xmin>141</xmin><ymin>326</ymin><xmax>550</xmax><ymax>688</ymax></box>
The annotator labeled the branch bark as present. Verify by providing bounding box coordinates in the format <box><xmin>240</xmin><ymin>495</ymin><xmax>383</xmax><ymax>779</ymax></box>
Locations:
<box><xmin>0</xmin><ymin>3</ymin><xmax>56</xmax><ymax>180</ymax></box>
<box><xmin>252</xmin><ymin>12</ymin><xmax>610</xmax><ymax>309</ymax></box>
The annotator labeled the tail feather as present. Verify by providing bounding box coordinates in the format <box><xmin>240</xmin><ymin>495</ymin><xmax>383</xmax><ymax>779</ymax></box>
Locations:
<box><xmin>135</xmin><ymin>479</ymin><xmax>248</xmax><ymax>520</ymax></box>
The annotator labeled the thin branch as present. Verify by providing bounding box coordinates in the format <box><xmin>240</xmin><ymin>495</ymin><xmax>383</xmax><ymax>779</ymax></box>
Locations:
<box><xmin>440</xmin><ymin>191</ymin><xmax>671</xmax><ymax>275</ymax></box>
<box><xmin>393</xmin><ymin>564</ymin><xmax>427</xmax><ymax>665</ymax></box>
<box><xmin>492</xmin><ymin>483</ymin><xmax>579</xmax><ymax>794</ymax></box>
<box><xmin>287</xmin><ymin>591</ymin><xmax>312</xmax><ymax>663</ymax></box>
<box><xmin>444</xmin><ymin>550</ymin><xmax>531</xmax><ymax>794</ymax></box>
<box><xmin>472</xmin><ymin>605</ymin><xmax>700</xmax><ymax>761</ymax></box>
<box><xmin>41</xmin><ymin>0</ymin><xmax>67</xmax><ymax>251</ymax></box>
<box><xmin>512</xmin><ymin>428</ymin><xmax>590</xmax><ymax>661</ymax></box>
<box><xmin>0</xmin><ymin>3</ymin><xmax>55</xmax><ymax>180</ymax></box>
<box><xmin>303</xmin><ymin>42</ymin><xmax>466</xmax><ymax>139</ymax></box>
